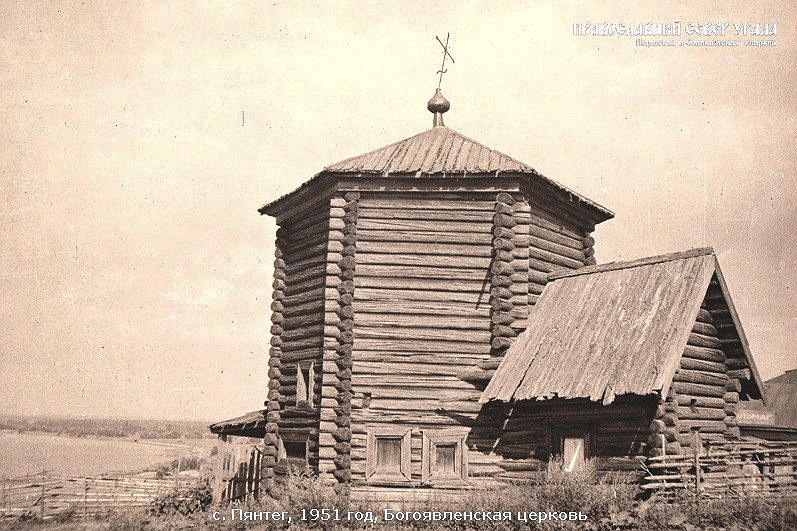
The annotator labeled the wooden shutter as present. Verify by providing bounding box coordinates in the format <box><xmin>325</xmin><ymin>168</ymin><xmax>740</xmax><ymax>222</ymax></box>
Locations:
<box><xmin>365</xmin><ymin>427</ymin><xmax>412</xmax><ymax>482</ymax></box>
<box><xmin>421</xmin><ymin>428</ymin><xmax>469</xmax><ymax>484</ymax></box>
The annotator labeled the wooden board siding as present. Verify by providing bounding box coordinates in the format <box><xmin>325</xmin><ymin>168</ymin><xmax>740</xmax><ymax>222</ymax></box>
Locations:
<box><xmin>484</xmin><ymin>251</ymin><xmax>716</xmax><ymax>404</ymax></box>
<box><xmin>271</xmin><ymin>202</ymin><xmax>331</xmax><ymax>475</ymax></box>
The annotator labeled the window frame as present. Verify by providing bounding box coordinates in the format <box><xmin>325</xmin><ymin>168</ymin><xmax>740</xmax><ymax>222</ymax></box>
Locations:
<box><xmin>421</xmin><ymin>428</ymin><xmax>470</xmax><ymax>485</ymax></box>
<box><xmin>549</xmin><ymin>427</ymin><xmax>593</xmax><ymax>472</ymax></box>
<box><xmin>295</xmin><ymin>362</ymin><xmax>315</xmax><ymax>409</ymax></box>
<box><xmin>277</xmin><ymin>435</ymin><xmax>309</xmax><ymax>469</ymax></box>
<box><xmin>365</xmin><ymin>426</ymin><xmax>412</xmax><ymax>483</ymax></box>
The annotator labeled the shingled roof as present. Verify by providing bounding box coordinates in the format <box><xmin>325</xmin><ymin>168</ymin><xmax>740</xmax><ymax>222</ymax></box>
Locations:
<box><xmin>259</xmin><ymin>125</ymin><xmax>613</xmax><ymax>222</ymax></box>
<box><xmin>209</xmin><ymin>409</ymin><xmax>266</xmax><ymax>437</ymax></box>
<box><xmin>324</xmin><ymin>126</ymin><xmax>535</xmax><ymax>175</ymax></box>
<box><xmin>763</xmin><ymin>370</ymin><xmax>797</xmax><ymax>428</ymax></box>
<box><xmin>481</xmin><ymin>248</ymin><xmax>765</xmax><ymax>405</ymax></box>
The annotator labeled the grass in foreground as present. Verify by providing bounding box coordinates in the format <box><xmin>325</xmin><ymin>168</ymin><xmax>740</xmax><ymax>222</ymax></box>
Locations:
<box><xmin>6</xmin><ymin>461</ymin><xmax>797</xmax><ymax>531</ymax></box>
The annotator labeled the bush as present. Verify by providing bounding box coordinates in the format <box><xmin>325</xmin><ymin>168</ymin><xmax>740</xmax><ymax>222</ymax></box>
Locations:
<box><xmin>149</xmin><ymin>480</ymin><xmax>213</xmax><ymax>517</ymax></box>
<box><xmin>271</xmin><ymin>468</ymin><xmax>349</xmax><ymax>514</ymax></box>
<box><xmin>635</xmin><ymin>492</ymin><xmax>797</xmax><ymax>531</ymax></box>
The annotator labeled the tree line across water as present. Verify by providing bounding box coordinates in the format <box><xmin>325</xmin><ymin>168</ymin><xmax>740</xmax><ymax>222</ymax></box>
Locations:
<box><xmin>0</xmin><ymin>414</ymin><xmax>215</xmax><ymax>440</ymax></box>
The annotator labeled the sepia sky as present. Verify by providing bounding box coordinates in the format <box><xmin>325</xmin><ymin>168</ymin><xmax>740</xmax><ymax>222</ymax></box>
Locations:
<box><xmin>2</xmin><ymin>1</ymin><xmax>795</xmax><ymax>422</ymax></box>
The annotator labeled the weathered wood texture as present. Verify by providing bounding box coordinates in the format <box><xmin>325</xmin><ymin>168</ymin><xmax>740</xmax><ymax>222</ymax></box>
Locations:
<box><xmin>263</xmin><ymin>235</ymin><xmax>286</xmax><ymax>487</ymax></box>
<box><xmin>349</xmin><ymin>193</ymin><xmax>495</xmax><ymax>484</ymax></box>
<box><xmin>346</xmin><ymin>192</ymin><xmax>606</xmax><ymax>487</ymax></box>
<box><xmin>0</xmin><ymin>474</ymin><xmax>197</xmax><ymax>519</ymax></box>
<box><xmin>703</xmin><ymin>279</ymin><xmax>759</xmax><ymax>402</ymax></box>
<box><xmin>478</xmin><ymin>397</ymin><xmax>653</xmax><ymax>482</ymax></box>
<box><xmin>644</xmin><ymin>440</ymin><xmax>797</xmax><ymax>498</ymax></box>
<box><xmin>521</xmin><ymin>205</ymin><xmax>594</xmax><ymax>307</ymax></box>
<box><xmin>657</xmin><ymin>286</ymin><xmax>747</xmax><ymax>456</ymax></box>
<box><xmin>489</xmin><ymin>193</ymin><xmax>524</xmax><ymax>356</ymax></box>
<box><xmin>318</xmin><ymin>193</ymin><xmax>359</xmax><ymax>488</ymax></box>
<box><xmin>263</xmin><ymin>187</ymin><xmax>608</xmax><ymax>491</ymax></box>
<box><xmin>484</xmin><ymin>252</ymin><xmax>715</xmax><ymax>404</ymax></box>
<box><xmin>271</xmin><ymin>203</ymin><xmax>331</xmax><ymax>479</ymax></box>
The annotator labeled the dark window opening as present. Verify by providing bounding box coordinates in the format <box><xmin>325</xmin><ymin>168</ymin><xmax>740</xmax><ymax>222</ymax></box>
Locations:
<box><xmin>295</xmin><ymin>363</ymin><xmax>315</xmax><ymax>408</ymax></box>
<box><xmin>278</xmin><ymin>436</ymin><xmax>309</xmax><ymax>470</ymax></box>
<box><xmin>284</xmin><ymin>441</ymin><xmax>307</xmax><ymax>460</ymax></box>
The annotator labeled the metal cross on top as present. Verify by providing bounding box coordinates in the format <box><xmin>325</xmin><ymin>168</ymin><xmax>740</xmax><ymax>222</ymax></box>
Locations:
<box><xmin>435</xmin><ymin>33</ymin><xmax>455</xmax><ymax>90</ymax></box>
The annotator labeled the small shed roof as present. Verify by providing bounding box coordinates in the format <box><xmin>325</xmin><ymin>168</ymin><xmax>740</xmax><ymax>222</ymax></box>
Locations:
<box><xmin>763</xmin><ymin>370</ymin><xmax>797</xmax><ymax>428</ymax></box>
<box><xmin>209</xmin><ymin>410</ymin><xmax>266</xmax><ymax>438</ymax></box>
<box><xmin>482</xmin><ymin>248</ymin><xmax>765</xmax><ymax>405</ymax></box>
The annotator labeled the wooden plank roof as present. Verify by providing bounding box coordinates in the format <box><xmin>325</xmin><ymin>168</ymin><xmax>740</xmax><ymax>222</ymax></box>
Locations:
<box><xmin>482</xmin><ymin>248</ymin><xmax>766</xmax><ymax>405</ymax></box>
<box><xmin>259</xmin><ymin>126</ymin><xmax>613</xmax><ymax>222</ymax></box>
<box><xmin>762</xmin><ymin>370</ymin><xmax>797</xmax><ymax>428</ymax></box>
<box><xmin>209</xmin><ymin>409</ymin><xmax>266</xmax><ymax>437</ymax></box>
<box><xmin>324</xmin><ymin>126</ymin><xmax>535</xmax><ymax>175</ymax></box>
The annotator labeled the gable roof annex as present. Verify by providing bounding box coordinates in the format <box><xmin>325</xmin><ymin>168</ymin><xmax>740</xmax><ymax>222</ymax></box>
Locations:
<box><xmin>481</xmin><ymin>248</ymin><xmax>766</xmax><ymax>405</ymax></box>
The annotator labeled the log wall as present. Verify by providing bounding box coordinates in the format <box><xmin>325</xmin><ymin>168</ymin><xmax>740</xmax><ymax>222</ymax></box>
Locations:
<box><xmin>653</xmin><ymin>284</ymin><xmax>747</xmax><ymax>457</ymax></box>
<box><xmin>268</xmin><ymin>202</ymin><xmax>332</xmax><ymax>480</ymax></box>
<box><xmin>522</xmin><ymin>204</ymin><xmax>595</xmax><ymax>307</ymax></box>
<box><xmin>704</xmin><ymin>279</ymin><xmax>759</xmax><ymax>401</ymax></box>
<box><xmin>318</xmin><ymin>193</ymin><xmax>359</xmax><ymax>487</ymax></box>
<box><xmin>481</xmin><ymin>397</ymin><xmax>653</xmax><ymax>482</ymax></box>
<box><xmin>263</xmin><ymin>189</ymin><xmax>605</xmax><ymax>489</ymax></box>
<box><xmin>346</xmin><ymin>191</ymin><xmax>603</xmax><ymax>488</ymax></box>
<box><xmin>349</xmin><ymin>192</ymin><xmax>495</xmax><ymax>485</ymax></box>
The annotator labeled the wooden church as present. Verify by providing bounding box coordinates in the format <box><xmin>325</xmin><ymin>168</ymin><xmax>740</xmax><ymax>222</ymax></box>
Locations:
<box><xmin>210</xmin><ymin>87</ymin><xmax>767</xmax><ymax>499</ymax></box>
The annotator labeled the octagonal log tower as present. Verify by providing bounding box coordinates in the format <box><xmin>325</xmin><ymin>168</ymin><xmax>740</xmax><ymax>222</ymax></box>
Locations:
<box><xmin>259</xmin><ymin>95</ymin><xmax>613</xmax><ymax>489</ymax></box>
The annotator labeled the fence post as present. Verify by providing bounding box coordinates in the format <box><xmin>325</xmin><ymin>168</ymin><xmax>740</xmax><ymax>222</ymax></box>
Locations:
<box><xmin>1</xmin><ymin>476</ymin><xmax>6</xmax><ymax>512</ymax></box>
<box><xmin>83</xmin><ymin>478</ymin><xmax>88</xmax><ymax>517</ymax></box>
<box><xmin>693</xmin><ymin>431</ymin><xmax>702</xmax><ymax>496</ymax></box>
<box><xmin>39</xmin><ymin>472</ymin><xmax>45</xmax><ymax>520</ymax></box>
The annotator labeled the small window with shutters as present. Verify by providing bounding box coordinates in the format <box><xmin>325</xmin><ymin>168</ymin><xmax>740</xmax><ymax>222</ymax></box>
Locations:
<box><xmin>422</xmin><ymin>428</ymin><xmax>469</xmax><ymax>484</ymax></box>
<box><xmin>366</xmin><ymin>427</ymin><xmax>411</xmax><ymax>482</ymax></box>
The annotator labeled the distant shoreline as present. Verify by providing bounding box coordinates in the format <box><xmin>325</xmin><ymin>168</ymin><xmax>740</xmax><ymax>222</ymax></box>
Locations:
<box><xmin>0</xmin><ymin>428</ymin><xmax>192</xmax><ymax>446</ymax></box>
<box><xmin>0</xmin><ymin>430</ymin><xmax>214</xmax><ymax>479</ymax></box>
<box><xmin>0</xmin><ymin>414</ymin><xmax>215</xmax><ymax>441</ymax></box>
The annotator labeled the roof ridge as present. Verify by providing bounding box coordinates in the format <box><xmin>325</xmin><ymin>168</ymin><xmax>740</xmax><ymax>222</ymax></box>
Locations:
<box><xmin>548</xmin><ymin>247</ymin><xmax>715</xmax><ymax>281</ymax></box>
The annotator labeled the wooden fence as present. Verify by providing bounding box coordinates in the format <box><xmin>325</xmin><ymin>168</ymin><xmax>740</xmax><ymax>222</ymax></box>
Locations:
<box><xmin>0</xmin><ymin>474</ymin><xmax>191</xmax><ymax>520</ymax></box>
<box><xmin>643</xmin><ymin>439</ymin><xmax>797</xmax><ymax>498</ymax></box>
<box><xmin>212</xmin><ymin>438</ymin><xmax>264</xmax><ymax>503</ymax></box>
